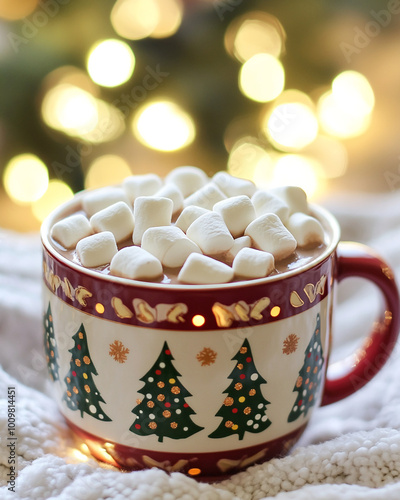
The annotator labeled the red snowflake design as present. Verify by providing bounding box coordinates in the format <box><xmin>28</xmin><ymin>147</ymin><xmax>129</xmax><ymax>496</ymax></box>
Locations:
<box><xmin>196</xmin><ymin>347</ymin><xmax>217</xmax><ymax>366</ymax></box>
<box><xmin>282</xmin><ymin>334</ymin><xmax>300</xmax><ymax>355</ymax></box>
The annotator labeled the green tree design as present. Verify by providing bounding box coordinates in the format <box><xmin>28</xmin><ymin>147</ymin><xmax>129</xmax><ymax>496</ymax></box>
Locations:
<box><xmin>63</xmin><ymin>323</ymin><xmax>111</xmax><ymax>421</ymax></box>
<box><xmin>287</xmin><ymin>313</ymin><xmax>324</xmax><ymax>422</ymax></box>
<box><xmin>43</xmin><ymin>303</ymin><xmax>60</xmax><ymax>381</ymax></box>
<box><xmin>209</xmin><ymin>338</ymin><xmax>271</xmax><ymax>440</ymax></box>
<box><xmin>130</xmin><ymin>341</ymin><xmax>203</xmax><ymax>442</ymax></box>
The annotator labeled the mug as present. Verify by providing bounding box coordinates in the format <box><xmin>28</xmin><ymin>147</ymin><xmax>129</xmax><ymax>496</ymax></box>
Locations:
<box><xmin>41</xmin><ymin>197</ymin><xmax>400</xmax><ymax>480</ymax></box>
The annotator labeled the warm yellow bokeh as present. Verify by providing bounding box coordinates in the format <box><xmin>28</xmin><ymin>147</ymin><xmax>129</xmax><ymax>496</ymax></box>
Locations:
<box><xmin>85</xmin><ymin>155</ymin><xmax>132</xmax><ymax>189</ymax></box>
<box><xmin>3</xmin><ymin>154</ymin><xmax>49</xmax><ymax>204</ymax></box>
<box><xmin>151</xmin><ymin>0</ymin><xmax>183</xmax><ymax>38</ymax></box>
<box><xmin>239</xmin><ymin>53</ymin><xmax>285</xmax><ymax>103</ymax></box>
<box><xmin>87</xmin><ymin>39</ymin><xmax>135</xmax><ymax>88</ymax></box>
<box><xmin>133</xmin><ymin>101</ymin><xmax>196</xmax><ymax>151</ymax></box>
<box><xmin>31</xmin><ymin>180</ymin><xmax>74</xmax><ymax>222</ymax></box>
<box><xmin>111</xmin><ymin>0</ymin><xmax>159</xmax><ymax>40</ymax></box>
<box><xmin>0</xmin><ymin>0</ymin><xmax>38</xmax><ymax>20</ymax></box>
<box><xmin>270</xmin><ymin>155</ymin><xmax>322</xmax><ymax>198</ymax></box>
<box><xmin>228</xmin><ymin>139</ymin><xmax>272</xmax><ymax>184</ymax></box>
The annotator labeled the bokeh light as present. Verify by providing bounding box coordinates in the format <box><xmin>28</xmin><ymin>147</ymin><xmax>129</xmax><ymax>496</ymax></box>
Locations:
<box><xmin>239</xmin><ymin>53</ymin><xmax>285</xmax><ymax>103</ymax></box>
<box><xmin>3</xmin><ymin>154</ymin><xmax>49</xmax><ymax>204</ymax></box>
<box><xmin>87</xmin><ymin>39</ymin><xmax>135</xmax><ymax>87</ymax></box>
<box><xmin>0</xmin><ymin>0</ymin><xmax>38</xmax><ymax>20</ymax></box>
<box><xmin>151</xmin><ymin>0</ymin><xmax>183</xmax><ymax>38</ymax></box>
<box><xmin>133</xmin><ymin>101</ymin><xmax>196</xmax><ymax>151</ymax></box>
<box><xmin>85</xmin><ymin>155</ymin><xmax>132</xmax><ymax>189</ymax></box>
<box><xmin>225</xmin><ymin>12</ymin><xmax>285</xmax><ymax>63</ymax></box>
<box><xmin>31</xmin><ymin>180</ymin><xmax>74</xmax><ymax>222</ymax></box>
<box><xmin>270</xmin><ymin>155</ymin><xmax>322</xmax><ymax>198</ymax></box>
<box><xmin>228</xmin><ymin>139</ymin><xmax>272</xmax><ymax>184</ymax></box>
<box><xmin>332</xmin><ymin>71</ymin><xmax>375</xmax><ymax>118</ymax></box>
<box><xmin>303</xmin><ymin>135</ymin><xmax>348</xmax><ymax>179</ymax></box>
<box><xmin>111</xmin><ymin>0</ymin><xmax>159</xmax><ymax>40</ymax></box>
<box><xmin>263</xmin><ymin>102</ymin><xmax>319</xmax><ymax>152</ymax></box>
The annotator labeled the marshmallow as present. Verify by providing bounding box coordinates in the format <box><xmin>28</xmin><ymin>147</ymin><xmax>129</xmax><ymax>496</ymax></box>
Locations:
<box><xmin>122</xmin><ymin>174</ymin><xmax>163</xmax><ymax>202</ymax></box>
<box><xmin>142</xmin><ymin>226</ymin><xmax>202</xmax><ymax>268</ymax></box>
<box><xmin>245</xmin><ymin>213</ymin><xmax>297</xmax><ymax>260</ymax></box>
<box><xmin>110</xmin><ymin>246</ymin><xmax>163</xmax><ymax>281</ymax></box>
<box><xmin>212</xmin><ymin>171</ymin><xmax>257</xmax><ymax>198</ymax></box>
<box><xmin>76</xmin><ymin>231</ymin><xmax>118</xmax><ymax>268</ymax></box>
<box><xmin>286</xmin><ymin>212</ymin><xmax>325</xmax><ymax>247</ymax></box>
<box><xmin>251</xmin><ymin>190</ymin><xmax>290</xmax><ymax>224</ymax></box>
<box><xmin>224</xmin><ymin>235</ymin><xmax>252</xmax><ymax>264</ymax></box>
<box><xmin>165</xmin><ymin>166</ymin><xmax>209</xmax><ymax>197</ymax></box>
<box><xmin>90</xmin><ymin>202</ymin><xmax>134</xmax><ymax>243</ymax></box>
<box><xmin>178</xmin><ymin>253</ymin><xmax>234</xmax><ymax>284</ymax></box>
<box><xmin>174</xmin><ymin>206</ymin><xmax>209</xmax><ymax>233</ymax></box>
<box><xmin>183</xmin><ymin>183</ymin><xmax>227</xmax><ymax>210</ymax></box>
<box><xmin>51</xmin><ymin>214</ymin><xmax>92</xmax><ymax>249</ymax></box>
<box><xmin>233</xmin><ymin>247</ymin><xmax>275</xmax><ymax>279</ymax></box>
<box><xmin>186</xmin><ymin>212</ymin><xmax>234</xmax><ymax>255</ymax></box>
<box><xmin>213</xmin><ymin>195</ymin><xmax>256</xmax><ymax>238</ymax></box>
<box><xmin>155</xmin><ymin>183</ymin><xmax>184</xmax><ymax>214</ymax></box>
<box><xmin>133</xmin><ymin>196</ymin><xmax>173</xmax><ymax>245</ymax></box>
<box><xmin>270</xmin><ymin>186</ymin><xmax>308</xmax><ymax>215</ymax></box>
<box><xmin>82</xmin><ymin>187</ymin><xmax>130</xmax><ymax>218</ymax></box>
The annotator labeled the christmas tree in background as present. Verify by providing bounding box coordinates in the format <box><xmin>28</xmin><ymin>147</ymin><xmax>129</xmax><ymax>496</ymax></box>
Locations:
<box><xmin>63</xmin><ymin>323</ymin><xmax>111</xmax><ymax>422</ymax></box>
<box><xmin>287</xmin><ymin>314</ymin><xmax>324</xmax><ymax>422</ymax></box>
<box><xmin>43</xmin><ymin>303</ymin><xmax>60</xmax><ymax>382</ymax></box>
<box><xmin>209</xmin><ymin>338</ymin><xmax>271</xmax><ymax>440</ymax></box>
<box><xmin>130</xmin><ymin>341</ymin><xmax>203</xmax><ymax>442</ymax></box>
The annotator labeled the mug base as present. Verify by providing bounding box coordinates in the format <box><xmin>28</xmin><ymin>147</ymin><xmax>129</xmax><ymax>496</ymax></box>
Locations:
<box><xmin>66</xmin><ymin>418</ymin><xmax>307</xmax><ymax>480</ymax></box>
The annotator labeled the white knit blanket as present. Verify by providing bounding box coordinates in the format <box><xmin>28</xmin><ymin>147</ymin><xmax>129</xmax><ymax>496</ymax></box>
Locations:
<box><xmin>1</xmin><ymin>191</ymin><xmax>400</xmax><ymax>500</ymax></box>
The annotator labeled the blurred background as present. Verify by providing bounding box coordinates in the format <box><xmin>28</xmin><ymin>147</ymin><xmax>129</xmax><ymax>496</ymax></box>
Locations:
<box><xmin>0</xmin><ymin>0</ymin><xmax>399</xmax><ymax>231</ymax></box>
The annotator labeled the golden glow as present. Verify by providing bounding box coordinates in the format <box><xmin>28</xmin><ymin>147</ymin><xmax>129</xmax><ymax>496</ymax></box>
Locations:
<box><xmin>32</xmin><ymin>180</ymin><xmax>74</xmax><ymax>222</ymax></box>
<box><xmin>270</xmin><ymin>306</ymin><xmax>281</xmax><ymax>317</ymax></box>
<box><xmin>228</xmin><ymin>139</ymin><xmax>272</xmax><ymax>183</ymax></box>
<box><xmin>239</xmin><ymin>53</ymin><xmax>285</xmax><ymax>103</ymax></box>
<box><xmin>151</xmin><ymin>0</ymin><xmax>183</xmax><ymax>38</ymax></box>
<box><xmin>87</xmin><ymin>39</ymin><xmax>135</xmax><ymax>87</ymax></box>
<box><xmin>111</xmin><ymin>0</ymin><xmax>159</xmax><ymax>40</ymax></box>
<box><xmin>0</xmin><ymin>0</ymin><xmax>38</xmax><ymax>20</ymax></box>
<box><xmin>271</xmin><ymin>155</ymin><xmax>321</xmax><ymax>199</ymax></box>
<box><xmin>133</xmin><ymin>101</ymin><xmax>196</xmax><ymax>151</ymax></box>
<box><xmin>41</xmin><ymin>84</ymin><xmax>125</xmax><ymax>142</ymax></box>
<box><xmin>192</xmin><ymin>315</ymin><xmax>205</xmax><ymax>327</ymax></box>
<box><xmin>3</xmin><ymin>154</ymin><xmax>49</xmax><ymax>204</ymax></box>
<box><xmin>85</xmin><ymin>155</ymin><xmax>132</xmax><ymax>189</ymax></box>
<box><xmin>71</xmin><ymin>448</ymin><xmax>89</xmax><ymax>462</ymax></box>
<box><xmin>96</xmin><ymin>303</ymin><xmax>105</xmax><ymax>314</ymax></box>
<box><xmin>303</xmin><ymin>135</ymin><xmax>348</xmax><ymax>179</ymax></box>
<box><xmin>264</xmin><ymin>102</ymin><xmax>319</xmax><ymax>152</ymax></box>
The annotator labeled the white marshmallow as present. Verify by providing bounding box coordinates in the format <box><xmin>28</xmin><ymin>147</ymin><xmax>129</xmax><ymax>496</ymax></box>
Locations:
<box><xmin>154</xmin><ymin>183</ymin><xmax>184</xmax><ymax>214</ymax></box>
<box><xmin>186</xmin><ymin>212</ymin><xmax>234</xmax><ymax>255</ymax></box>
<box><xmin>122</xmin><ymin>174</ymin><xmax>163</xmax><ymax>203</ymax></box>
<box><xmin>213</xmin><ymin>195</ymin><xmax>256</xmax><ymax>238</ymax></box>
<box><xmin>212</xmin><ymin>171</ymin><xmax>257</xmax><ymax>198</ymax></box>
<box><xmin>270</xmin><ymin>186</ymin><xmax>308</xmax><ymax>215</ymax></box>
<box><xmin>233</xmin><ymin>247</ymin><xmax>275</xmax><ymax>279</ymax></box>
<box><xmin>245</xmin><ymin>213</ymin><xmax>297</xmax><ymax>260</ymax></box>
<box><xmin>110</xmin><ymin>246</ymin><xmax>163</xmax><ymax>281</ymax></box>
<box><xmin>82</xmin><ymin>187</ymin><xmax>130</xmax><ymax>218</ymax></box>
<box><xmin>224</xmin><ymin>235</ymin><xmax>252</xmax><ymax>264</ymax></box>
<box><xmin>90</xmin><ymin>202</ymin><xmax>134</xmax><ymax>243</ymax></box>
<box><xmin>51</xmin><ymin>214</ymin><xmax>92</xmax><ymax>249</ymax></box>
<box><xmin>174</xmin><ymin>206</ymin><xmax>209</xmax><ymax>233</ymax></box>
<box><xmin>165</xmin><ymin>166</ymin><xmax>209</xmax><ymax>197</ymax></box>
<box><xmin>286</xmin><ymin>212</ymin><xmax>325</xmax><ymax>247</ymax></box>
<box><xmin>251</xmin><ymin>190</ymin><xmax>290</xmax><ymax>223</ymax></box>
<box><xmin>142</xmin><ymin>226</ymin><xmax>202</xmax><ymax>268</ymax></box>
<box><xmin>133</xmin><ymin>196</ymin><xmax>173</xmax><ymax>245</ymax></box>
<box><xmin>76</xmin><ymin>231</ymin><xmax>118</xmax><ymax>268</ymax></box>
<box><xmin>178</xmin><ymin>253</ymin><xmax>233</xmax><ymax>284</ymax></box>
<box><xmin>183</xmin><ymin>183</ymin><xmax>227</xmax><ymax>210</ymax></box>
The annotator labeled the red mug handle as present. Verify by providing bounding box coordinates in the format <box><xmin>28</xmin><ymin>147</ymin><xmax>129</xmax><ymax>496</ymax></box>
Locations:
<box><xmin>321</xmin><ymin>241</ymin><xmax>400</xmax><ymax>406</ymax></box>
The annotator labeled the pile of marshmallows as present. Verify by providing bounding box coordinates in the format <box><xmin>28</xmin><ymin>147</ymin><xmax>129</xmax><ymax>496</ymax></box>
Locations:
<box><xmin>51</xmin><ymin>167</ymin><xmax>325</xmax><ymax>284</ymax></box>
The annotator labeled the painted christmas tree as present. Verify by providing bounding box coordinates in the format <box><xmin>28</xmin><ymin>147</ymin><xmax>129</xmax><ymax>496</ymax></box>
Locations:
<box><xmin>209</xmin><ymin>338</ymin><xmax>271</xmax><ymax>440</ymax></box>
<box><xmin>63</xmin><ymin>323</ymin><xmax>111</xmax><ymax>421</ymax></box>
<box><xmin>43</xmin><ymin>303</ymin><xmax>60</xmax><ymax>381</ymax></box>
<box><xmin>130</xmin><ymin>341</ymin><xmax>203</xmax><ymax>442</ymax></box>
<box><xmin>287</xmin><ymin>313</ymin><xmax>324</xmax><ymax>422</ymax></box>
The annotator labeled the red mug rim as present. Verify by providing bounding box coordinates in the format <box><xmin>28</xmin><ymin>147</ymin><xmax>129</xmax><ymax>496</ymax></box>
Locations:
<box><xmin>40</xmin><ymin>193</ymin><xmax>341</xmax><ymax>291</ymax></box>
